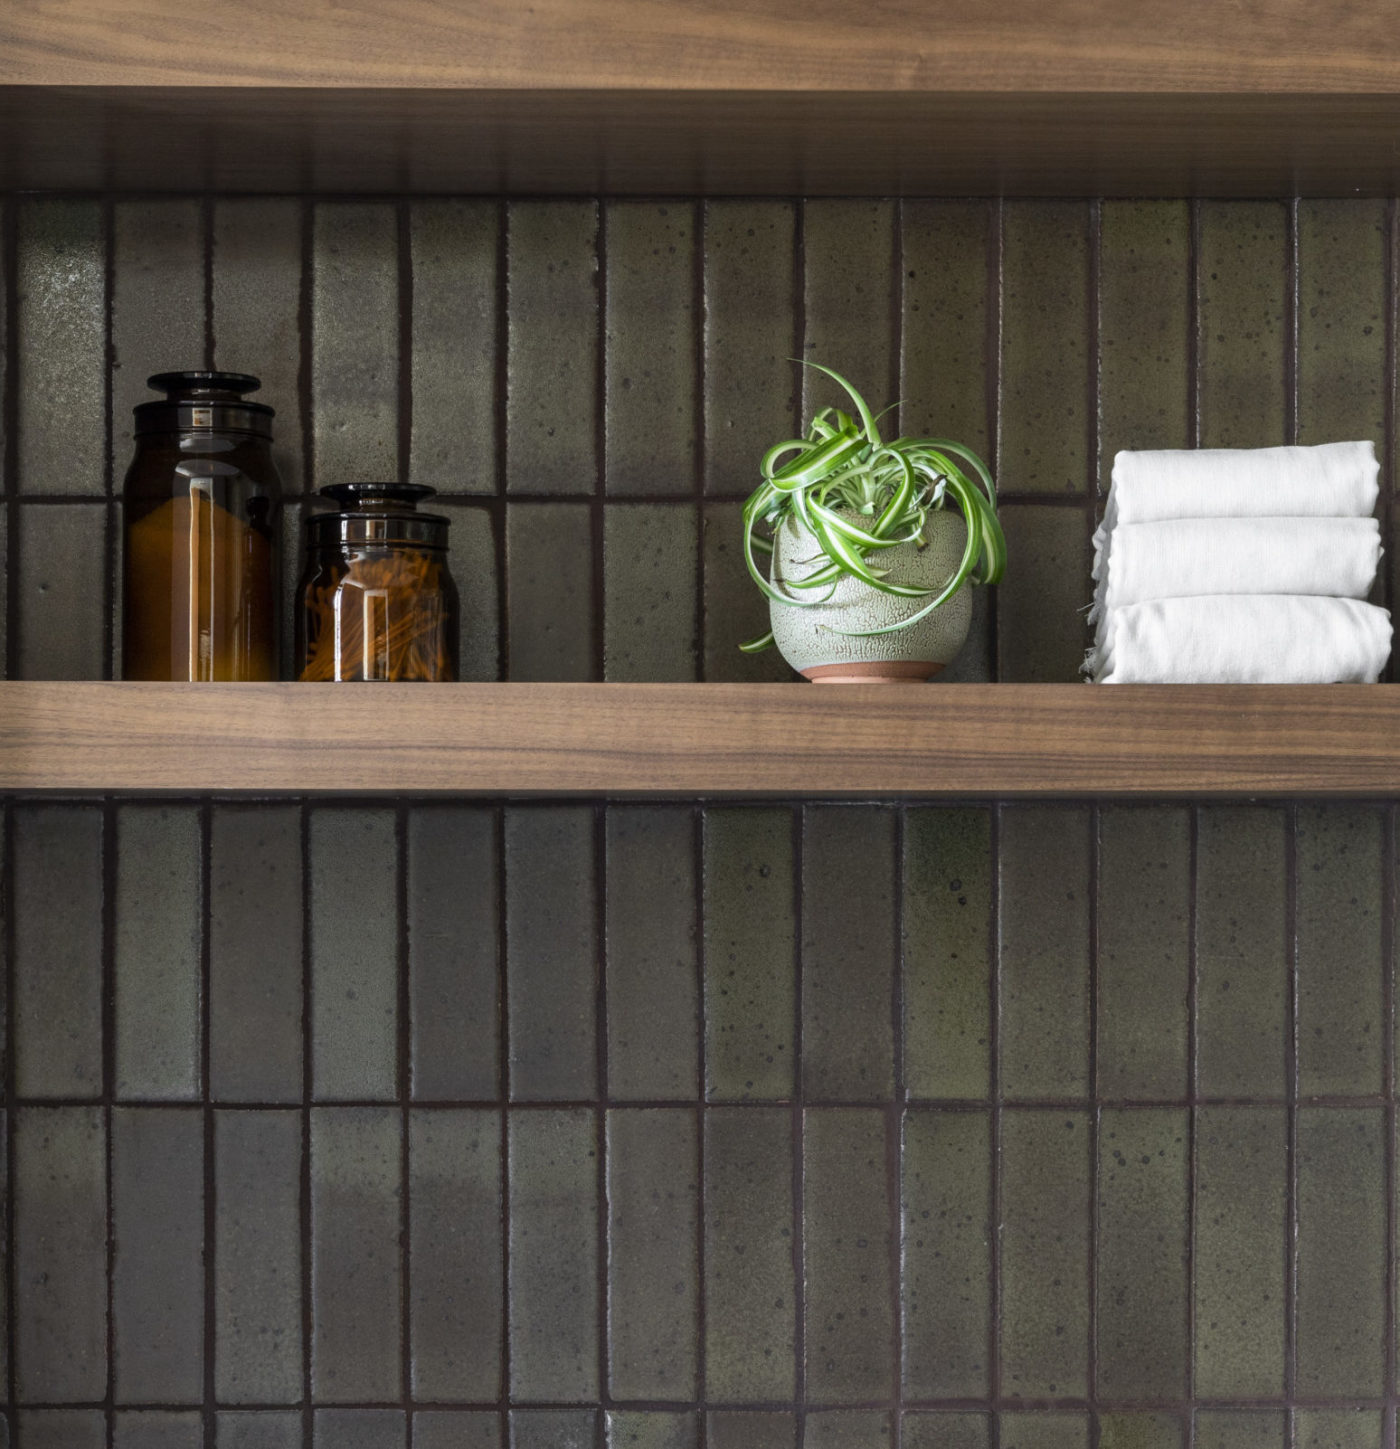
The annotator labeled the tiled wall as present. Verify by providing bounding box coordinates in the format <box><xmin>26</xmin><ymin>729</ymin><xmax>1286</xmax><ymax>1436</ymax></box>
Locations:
<box><xmin>0</xmin><ymin>198</ymin><xmax>1396</xmax><ymax>1449</ymax></box>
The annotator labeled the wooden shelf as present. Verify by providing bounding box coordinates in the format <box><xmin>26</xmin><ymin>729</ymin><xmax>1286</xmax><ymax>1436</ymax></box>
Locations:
<box><xmin>0</xmin><ymin>682</ymin><xmax>1396</xmax><ymax>797</ymax></box>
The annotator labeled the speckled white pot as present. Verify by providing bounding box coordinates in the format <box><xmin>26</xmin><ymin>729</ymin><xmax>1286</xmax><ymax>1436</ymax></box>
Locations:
<box><xmin>769</xmin><ymin>508</ymin><xmax>972</xmax><ymax>682</ymax></box>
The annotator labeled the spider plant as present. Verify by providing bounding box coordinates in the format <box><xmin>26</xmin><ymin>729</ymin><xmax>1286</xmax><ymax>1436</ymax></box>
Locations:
<box><xmin>741</xmin><ymin>363</ymin><xmax>1006</xmax><ymax>652</ymax></box>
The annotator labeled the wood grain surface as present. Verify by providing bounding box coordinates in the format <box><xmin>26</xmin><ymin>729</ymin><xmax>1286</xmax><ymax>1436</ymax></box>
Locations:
<box><xmin>0</xmin><ymin>682</ymin><xmax>1394</xmax><ymax>797</ymax></box>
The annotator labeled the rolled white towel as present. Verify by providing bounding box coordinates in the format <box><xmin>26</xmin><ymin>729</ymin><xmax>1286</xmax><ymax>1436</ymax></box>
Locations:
<box><xmin>1094</xmin><ymin>516</ymin><xmax>1381</xmax><ymax>620</ymax></box>
<box><xmin>1092</xmin><ymin>596</ymin><xmax>1392</xmax><ymax>684</ymax></box>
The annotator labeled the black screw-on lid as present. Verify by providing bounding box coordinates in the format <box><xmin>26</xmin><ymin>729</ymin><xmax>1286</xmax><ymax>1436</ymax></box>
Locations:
<box><xmin>134</xmin><ymin>370</ymin><xmax>275</xmax><ymax>437</ymax></box>
<box><xmin>306</xmin><ymin>482</ymin><xmax>451</xmax><ymax>549</ymax></box>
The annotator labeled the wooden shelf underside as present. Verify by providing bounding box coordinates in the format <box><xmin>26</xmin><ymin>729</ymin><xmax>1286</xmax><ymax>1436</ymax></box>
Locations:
<box><xmin>0</xmin><ymin>682</ymin><xmax>1397</xmax><ymax>797</ymax></box>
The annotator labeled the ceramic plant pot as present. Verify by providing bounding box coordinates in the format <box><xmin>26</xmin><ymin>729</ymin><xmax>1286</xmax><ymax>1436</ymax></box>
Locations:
<box><xmin>769</xmin><ymin>508</ymin><xmax>972</xmax><ymax>682</ymax></box>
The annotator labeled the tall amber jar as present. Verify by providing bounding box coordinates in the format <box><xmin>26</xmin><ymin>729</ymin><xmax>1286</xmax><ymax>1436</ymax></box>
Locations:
<box><xmin>122</xmin><ymin>372</ymin><xmax>281</xmax><ymax>681</ymax></box>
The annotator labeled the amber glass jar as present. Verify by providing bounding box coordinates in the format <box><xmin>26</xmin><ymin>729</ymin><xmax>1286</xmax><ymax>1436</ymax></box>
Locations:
<box><xmin>122</xmin><ymin>371</ymin><xmax>281</xmax><ymax>681</ymax></box>
<box><xmin>298</xmin><ymin>483</ymin><xmax>458</xmax><ymax>682</ymax></box>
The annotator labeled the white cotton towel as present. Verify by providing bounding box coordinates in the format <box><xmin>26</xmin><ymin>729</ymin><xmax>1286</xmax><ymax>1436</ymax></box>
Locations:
<box><xmin>1092</xmin><ymin>596</ymin><xmax>1392</xmax><ymax>684</ymax></box>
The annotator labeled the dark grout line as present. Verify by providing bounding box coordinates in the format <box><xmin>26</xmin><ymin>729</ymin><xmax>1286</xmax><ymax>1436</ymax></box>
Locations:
<box><xmin>4</xmin><ymin>800</ymin><xmax>18</xmax><ymax>1445</ymax></box>
<box><xmin>890</xmin><ymin>806</ymin><xmax>906</xmax><ymax>1449</ymax></box>
<box><xmin>496</xmin><ymin>802</ymin><xmax>511</xmax><ymax>1436</ymax></box>
<box><xmin>1384</xmin><ymin>803</ymin><xmax>1398</xmax><ymax>1449</ymax></box>
<box><xmin>1188</xmin><ymin>199</ymin><xmax>1202</xmax><ymax>450</ymax></box>
<box><xmin>592</xmin><ymin>202</ymin><xmax>608</xmax><ymax>685</ymax></box>
<box><xmin>4</xmin><ymin>194</ymin><xmax>18</xmax><ymax>680</ymax></box>
<box><xmin>199</xmin><ymin>799</ymin><xmax>216</xmax><ymax>1449</ymax></box>
<box><xmin>791</xmin><ymin>802</ymin><xmax>806</xmax><ymax>1445</ymax></box>
<box><xmin>694</xmin><ymin>200</ymin><xmax>708</xmax><ymax>684</ymax></box>
<box><xmin>988</xmin><ymin>197</ymin><xmax>1004</xmax><ymax>681</ymax></box>
<box><xmin>594</xmin><ymin>801</ymin><xmax>610</xmax><ymax>1442</ymax></box>
<box><xmin>101</xmin><ymin>799</ymin><xmax>117</xmax><ymax>1449</ymax></box>
<box><xmin>1087</xmin><ymin>800</ymin><xmax>1101</xmax><ymax>1447</ymax></box>
<box><xmin>299</xmin><ymin>800</ymin><xmax>315</xmax><ymax>1449</ymax></box>
<box><xmin>693</xmin><ymin>803</ymin><xmax>708</xmax><ymax>1446</ymax></box>
<box><xmin>1286</xmin><ymin>197</ymin><xmax>1300</xmax><ymax>450</ymax></box>
<box><xmin>1185</xmin><ymin>804</ymin><xmax>1200</xmax><ymax>1449</ymax></box>
<box><xmin>494</xmin><ymin>200</ymin><xmax>510</xmax><ymax>682</ymax></box>
<box><xmin>1386</xmin><ymin>198</ymin><xmax>1398</xmax><ymax>684</ymax></box>
<box><xmin>202</xmin><ymin>194</ymin><xmax>215</xmax><ymax>370</ymax></box>
<box><xmin>988</xmin><ymin>801</ymin><xmax>1003</xmax><ymax>1449</ymax></box>
<box><xmin>102</xmin><ymin>196</ymin><xmax>116</xmax><ymax>682</ymax></box>
<box><xmin>397</xmin><ymin>200</ymin><xmax>414</xmax><ymax>488</ymax></box>
<box><xmin>1284</xmin><ymin>805</ymin><xmax>1300</xmax><ymax>1449</ymax></box>
<box><xmin>396</xmin><ymin>803</ymin><xmax>414</xmax><ymax>1441</ymax></box>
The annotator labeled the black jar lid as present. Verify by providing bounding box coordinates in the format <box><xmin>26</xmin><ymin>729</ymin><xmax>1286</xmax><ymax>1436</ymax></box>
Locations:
<box><xmin>134</xmin><ymin>371</ymin><xmax>275</xmax><ymax>438</ymax></box>
<box><xmin>306</xmin><ymin>482</ymin><xmax>451</xmax><ymax>550</ymax></box>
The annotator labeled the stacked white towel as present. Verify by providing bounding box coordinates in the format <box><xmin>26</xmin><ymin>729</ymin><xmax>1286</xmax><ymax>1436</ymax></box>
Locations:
<box><xmin>1086</xmin><ymin>442</ymin><xmax>1391</xmax><ymax>683</ymax></box>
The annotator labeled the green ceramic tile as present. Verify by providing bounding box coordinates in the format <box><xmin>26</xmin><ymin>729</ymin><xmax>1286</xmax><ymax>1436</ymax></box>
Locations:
<box><xmin>994</xmin><ymin>504</ymin><xmax>1091</xmax><ymax>682</ymax></box>
<box><xmin>802</xmin><ymin>1413</ymin><xmax>892</xmax><ymax>1447</ymax></box>
<box><xmin>1097</xmin><ymin>1415</ymin><xmax>1185</xmax><ymax>1449</ymax></box>
<box><xmin>510</xmin><ymin>1412</ymin><xmax>596</xmax><ymax>1449</ymax></box>
<box><xmin>801</xmin><ymin>201</ymin><xmax>896</xmax><ymax>423</ymax></box>
<box><xmin>113</xmin><ymin>1413</ymin><xmax>202</xmax><ymax>1449</ymax></box>
<box><xmin>414</xmin><ymin>1411</ymin><xmax>502</xmax><ymax>1449</ymax></box>
<box><xmin>901</xmin><ymin>1415</ymin><xmax>990</xmax><ymax>1449</ymax></box>
<box><xmin>111</xmin><ymin>201</ymin><xmax>205</xmax><ymax>487</ymax></box>
<box><xmin>312</xmin><ymin>202</ymin><xmax>399</xmax><ymax>486</ymax></box>
<box><xmin>1197</xmin><ymin>202</ymin><xmax>1288</xmax><ymax>448</ymax></box>
<box><xmin>1196</xmin><ymin>807</ymin><xmax>1287</xmax><ymax>1096</ymax></box>
<box><xmin>605</xmin><ymin>202</ymin><xmax>697</xmax><ymax>497</ymax></box>
<box><xmin>507</xmin><ymin>201</ymin><xmax>598</xmax><ymax>496</ymax></box>
<box><xmin>507</xmin><ymin>1109</ymin><xmax>598</xmax><ymax>1402</ymax></box>
<box><xmin>1098</xmin><ymin>201</ymin><xmax>1191</xmax><ymax>489</ymax></box>
<box><xmin>1296</xmin><ymin>1107</ymin><xmax>1385</xmax><ymax>1395</ymax></box>
<box><xmin>700</xmin><ymin>501</ymin><xmax>793</xmax><ymax>681</ymax></box>
<box><xmin>1296</xmin><ymin>805</ymin><xmax>1384</xmax><ymax>1096</ymax></box>
<box><xmin>703</xmin><ymin>807</ymin><xmax>796</xmax><ymax>1101</ymax></box>
<box><xmin>18</xmin><ymin>502</ymin><xmax>108</xmax><ymax>679</ymax></box>
<box><xmin>901</xmin><ymin>1108</ymin><xmax>992</xmax><ymax>1396</ymax></box>
<box><xmin>1295</xmin><ymin>1412</ymin><xmax>1383</xmax><ymax>1449</ymax></box>
<box><xmin>1097</xmin><ymin>807</ymin><xmax>1190</xmax><ymax>1099</ymax></box>
<box><xmin>1193</xmin><ymin>1106</ymin><xmax>1286</xmax><ymax>1397</ymax></box>
<box><xmin>603</xmin><ymin>502</ymin><xmax>699</xmax><ymax>681</ymax></box>
<box><xmin>213</xmin><ymin>198</ymin><xmax>304</xmax><ymax>494</ymax></box>
<box><xmin>705</xmin><ymin>1413</ymin><xmax>795</xmax><ymax>1449</ymax></box>
<box><xmin>439</xmin><ymin>500</ymin><xmax>500</xmax><ymax>681</ymax></box>
<box><xmin>505</xmin><ymin>806</ymin><xmax>597</xmax><ymax>1100</ymax></box>
<box><xmin>606</xmin><ymin>808</ymin><xmax>698</xmax><ymax>1098</ymax></box>
<box><xmin>313</xmin><ymin>1411</ymin><xmax>403</xmax><ymax>1449</ymax></box>
<box><xmin>606</xmin><ymin>1109</ymin><xmax>698</xmax><ymax>1400</ymax></box>
<box><xmin>115</xmin><ymin>804</ymin><xmax>201</xmax><ymax>1100</ymax></box>
<box><xmin>702</xmin><ymin>1106</ymin><xmax>795</xmax><ymax>1402</ymax></box>
<box><xmin>803</xmin><ymin>1107</ymin><xmax>893</xmax><ymax>1401</ymax></box>
<box><xmin>999</xmin><ymin>1109</ymin><xmax>1090</xmax><ymax>1398</ymax></box>
<box><xmin>19</xmin><ymin>1413</ymin><xmax>105</xmax><ymax>1449</ymax></box>
<box><xmin>998</xmin><ymin>806</ymin><xmax>1091</xmax><ymax>1097</ymax></box>
<box><xmin>17</xmin><ymin>199</ymin><xmax>106</xmax><ymax>496</ymax></box>
<box><xmin>604</xmin><ymin>1412</ymin><xmax>697</xmax><ymax>1449</ymax></box>
<box><xmin>217</xmin><ymin>1412</ymin><xmax>303</xmax><ymax>1449</ymax></box>
<box><xmin>903</xmin><ymin>807</ymin><xmax>993</xmax><ymax>1100</ymax></box>
<box><xmin>1096</xmin><ymin>1107</ymin><xmax>1189</xmax><ymax>1399</ymax></box>
<box><xmin>702</xmin><ymin>201</ymin><xmax>798</xmax><ymax>497</ymax></box>
<box><xmin>1001</xmin><ymin>202</ymin><xmax>1091</xmax><ymax>495</ymax></box>
<box><xmin>801</xmin><ymin>805</ymin><xmax>896</xmax><ymax>1100</ymax></box>
<box><xmin>505</xmin><ymin>502</ymin><xmax>595</xmax><ymax>680</ymax></box>
<box><xmin>409</xmin><ymin>1109</ymin><xmax>502</xmax><ymax>1401</ymax></box>
<box><xmin>1194</xmin><ymin>1414</ymin><xmax>1287</xmax><ymax>1449</ymax></box>
<box><xmin>410</xmin><ymin>200</ymin><xmax>498</xmax><ymax>495</ymax></box>
<box><xmin>998</xmin><ymin>1416</ymin><xmax>1089</xmax><ymax>1449</ymax></box>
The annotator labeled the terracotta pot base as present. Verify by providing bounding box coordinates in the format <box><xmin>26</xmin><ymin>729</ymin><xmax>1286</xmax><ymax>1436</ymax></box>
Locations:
<box><xmin>801</xmin><ymin>661</ymin><xmax>946</xmax><ymax>684</ymax></box>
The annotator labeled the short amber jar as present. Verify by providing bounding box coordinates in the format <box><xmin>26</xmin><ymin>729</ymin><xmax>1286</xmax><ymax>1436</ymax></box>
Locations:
<box><xmin>297</xmin><ymin>483</ymin><xmax>458</xmax><ymax>682</ymax></box>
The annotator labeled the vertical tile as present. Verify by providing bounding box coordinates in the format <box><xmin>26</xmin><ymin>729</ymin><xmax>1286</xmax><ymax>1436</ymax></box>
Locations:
<box><xmin>1194</xmin><ymin>1414</ymin><xmax>1287</xmax><ymax>1449</ymax></box>
<box><xmin>999</xmin><ymin>1110</ymin><xmax>1090</xmax><ymax>1398</ymax></box>
<box><xmin>312</xmin><ymin>203</ymin><xmax>398</xmax><ymax>487</ymax></box>
<box><xmin>607</xmin><ymin>1109</ymin><xmax>698</xmax><ymax>1400</ymax></box>
<box><xmin>801</xmin><ymin>201</ymin><xmax>896</xmax><ymax>422</ymax></box>
<box><xmin>999</xmin><ymin>1417</ymin><xmax>1089</xmax><ymax>1449</ymax></box>
<box><xmin>504</xmin><ymin>502</ymin><xmax>595</xmax><ymax>681</ymax></box>
<box><xmin>313</xmin><ymin>1413</ymin><xmax>403</xmax><ymax>1449</ymax></box>
<box><xmin>1097</xmin><ymin>807</ymin><xmax>1191</xmax><ymax>1099</ymax></box>
<box><xmin>1194</xmin><ymin>1106</ymin><xmax>1286</xmax><ymax>1397</ymax></box>
<box><xmin>802</xmin><ymin>807</ymin><xmax>895</xmax><ymax>1100</ymax></box>
<box><xmin>408</xmin><ymin>807</ymin><xmax>499</xmax><ymax>1100</ymax></box>
<box><xmin>1197</xmin><ymin>202</ymin><xmax>1288</xmax><ymax>449</ymax></box>
<box><xmin>217</xmin><ymin>1414</ymin><xmax>302</xmax><ymax>1449</ymax></box>
<box><xmin>111</xmin><ymin>201</ymin><xmax>205</xmax><ymax>483</ymax></box>
<box><xmin>115</xmin><ymin>804</ymin><xmax>201</xmax><ymax>1100</ymax></box>
<box><xmin>1097</xmin><ymin>1417</ymin><xmax>1184</xmax><ymax>1449</ymax></box>
<box><xmin>410</xmin><ymin>200</ymin><xmax>499</xmax><ymax>495</ymax></box>
<box><xmin>1001</xmin><ymin>202</ymin><xmax>1091</xmax><ymax>494</ymax></box>
<box><xmin>999</xmin><ymin>807</ymin><xmax>1091</xmax><ymax>1098</ymax></box>
<box><xmin>703</xmin><ymin>1107</ymin><xmax>795</xmax><ymax>1402</ymax></box>
<box><xmin>505</xmin><ymin>807</ymin><xmax>596</xmax><ymax>1100</ymax></box>
<box><xmin>994</xmin><ymin>504</ymin><xmax>1090</xmax><ymax>682</ymax></box>
<box><xmin>112</xmin><ymin>1109</ymin><xmax>203</xmax><ymax>1403</ymax></box>
<box><xmin>604</xmin><ymin>1412</ymin><xmax>696</xmax><ymax>1449</ymax></box>
<box><xmin>215</xmin><ymin>1111</ymin><xmax>302</xmax><ymax>1405</ymax></box>
<box><xmin>17</xmin><ymin>503</ymin><xmax>108</xmax><ymax>679</ymax></box>
<box><xmin>310</xmin><ymin>807</ymin><xmax>398</xmax><ymax>1100</ymax></box>
<box><xmin>705</xmin><ymin>1414</ymin><xmax>795</xmax><ymax>1449</ymax></box>
<box><xmin>803</xmin><ymin>1414</ymin><xmax>893</xmax><ymax>1448</ymax></box>
<box><xmin>510</xmin><ymin>1412</ymin><xmax>596</xmax><ymax>1449</ymax></box>
<box><xmin>700</xmin><ymin>501</ymin><xmax>792</xmax><ymax>682</ymax></box>
<box><xmin>1295</xmin><ymin>1413</ymin><xmax>1384</xmax><ymax>1449</ymax></box>
<box><xmin>602</xmin><ymin>503</ymin><xmax>698</xmax><ymax>681</ymax></box>
<box><xmin>604</xmin><ymin>202</ymin><xmax>696</xmax><ymax>497</ymax></box>
<box><xmin>409</xmin><ymin>1109</ymin><xmax>503</xmax><ymax>1401</ymax></box>
<box><xmin>901</xmin><ymin>1108</ymin><xmax>992</xmax><ymax>1397</ymax></box>
<box><xmin>803</xmin><ymin>1107</ymin><xmax>893</xmax><ymax>1401</ymax></box>
<box><xmin>1098</xmin><ymin>202</ymin><xmax>1191</xmax><ymax>489</ymax></box>
<box><xmin>1096</xmin><ymin>1107</ymin><xmax>1189</xmax><ymax>1399</ymax></box>
<box><xmin>506</xmin><ymin>201</ymin><xmax>598</xmax><ymax>495</ymax></box>
<box><xmin>1296</xmin><ymin>805</ymin><xmax>1384</xmax><ymax>1096</ymax></box>
<box><xmin>702</xmin><ymin>807</ymin><xmax>795</xmax><ymax>1101</ymax></box>
<box><xmin>213</xmin><ymin>198</ymin><xmax>305</xmax><ymax>494</ymax></box>
<box><xmin>1195</xmin><ymin>808</ymin><xmax>1287</xmax><ymax>1096</ymax></box>
<box><xmin>508</xmin><ymin>1110</ymin><xmax>597</xmax><ymax>1402</ymax></box>
<box><xmin>17</xmin><ymin>199</ymin><xmax>106</xmax><ymax>496</ymax></box>
<box><xmin>413</xmin><ymin>1413</ymin><xmax>501</xmax><ymax>1449</ymax></box>
<box><xmin>703</xmin><ymin>202</ymin><xmax>797</xmax><ymax>496</ymax></box>
<box><xmin>14</xmin><ymin>805</ymin><xmax>103</xmax><ymax>1097</ymax></box>
<box><xmin>899</xmin><ymin>201</ymin><xmax>992</xmax><ymax>453</ymax></box>
<box><xmin>902</xmin><ymin>1416</ymin><xmax>991</xmax><ymax>1449</ymax></box>
<box><xmin>440</xmin><ymin>500</ymin><xmax>500</xmax><ymax>681</ymax></box>
<box><xmin>606</xmin><ymin>808</ymin><xmax>697</xmax><ymax>1099</ymax></box>
<box><xmin>1295</xmin><ymin>1107</ymin><xmax>1385</xmax><ymax>1395</ymax></box>
<box><xmin>903</xmin><ymin>807</ymin><xmax>993</xmax><ymax>1100</ymax></box>
<box><xmin>113</xmin><ymin>1414</ymin><xmax>202</xmax><ymax>1449</ymax></box>
<box><xmin>310</xmin><ymin>1107</ymin><xmax>402</xmax><ymax>1403</ymax></box>
<box><xmin>18</xmin><ymin>1413</ymin><xmax>106</xmax><ymax>1449</ymax></box>
<box><xmin>209</xmin><ymin>805</ymin><xmax>303</xmax><ymax>1103</ymax></box>
<box><xmin>15</xmin><ymin>1107</ymin><xmax>106</xmax><ymax>1401</ymax></box>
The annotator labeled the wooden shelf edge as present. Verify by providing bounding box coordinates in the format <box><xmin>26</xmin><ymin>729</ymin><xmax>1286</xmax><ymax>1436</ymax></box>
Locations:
<box><xmin>0</xmin><ymin>681</ymin><xmax>1394</xmax><ymax>797</ymax></box>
